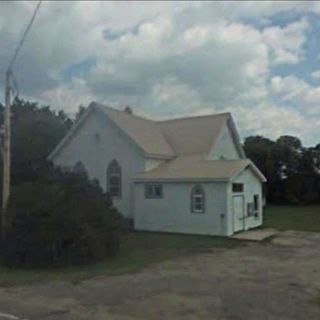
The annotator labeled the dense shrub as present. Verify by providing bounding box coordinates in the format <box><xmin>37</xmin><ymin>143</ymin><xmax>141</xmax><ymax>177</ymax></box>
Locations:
<box><xmin>1</xmin><ymin>166</ymin><xmax>123</xmax><ymax>267</ymax></box>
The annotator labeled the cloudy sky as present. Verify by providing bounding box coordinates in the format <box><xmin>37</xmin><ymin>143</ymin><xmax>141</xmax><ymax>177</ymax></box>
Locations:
<box><xmin>1</xmin><ymin>1</ymin><xmax>320</xmax><ymax>145</ymax></box>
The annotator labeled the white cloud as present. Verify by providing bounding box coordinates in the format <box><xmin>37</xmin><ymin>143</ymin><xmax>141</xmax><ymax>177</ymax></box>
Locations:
<box><xmin>37</xmin><ymin>78</ymin><xmax>95</xmax><ymax>114</ymax></box>
<box><xmin>0</xmin><ymin>1</ymin><xmax>319</xmax><ymax>145</ymax></box>
<box><xmin>271</xmin><ymin>75</ymin><xmax>320</xmax><ymax>116</ymax></box>
<box><xmin>311</xmin><ymin>69</ymin><xmax>320</xmax><ymax>80</ymax></box>
<box><xmin>234</xmin><ymin>103</ymin><xmax>317</xmax><ymax>144</ymax></box>
<box><xmin>271</xmin><ymin>75</ymin><xmax>309</xmax><ymax>100</ymax></box>
<box><xmin>262</xmin><ymin>18</ymin><xmax>309</xmax><ymax>65</ymax></box>
<box><xmin>87</xmin><ymin>19</ymin><xmax>269</xmax><ymax>113</ymax></box>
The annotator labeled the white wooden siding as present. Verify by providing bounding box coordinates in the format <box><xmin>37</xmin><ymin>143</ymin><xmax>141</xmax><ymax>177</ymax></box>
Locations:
<box><xmin>52</xmin><ymin>108</ymin><xmax>145</xmax><ymax>217</ymax></box>
<box><xmin>226</xmin><ymin>167</ymin><xmax>263</xmax><ymax>235</ymax></box>
<box><xmin>209</xmin><ymin>123</ymin><xmax>240</xmax><ymax>160</ymax></box>
<box><xmin>133</xmin><ymin>182</ymin><xmax>229</xmax><ymax>236</ymax></box>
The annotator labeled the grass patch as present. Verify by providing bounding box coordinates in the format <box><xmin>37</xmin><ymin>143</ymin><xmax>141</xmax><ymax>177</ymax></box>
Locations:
<box><xmin>0</xmin><ymin>231</ymin><xmax>242</xmax><ymax>287</ymax></box>
<box><xmin>264</xmin><ymin>206</ymin><xmax>320</xmax><ymax>232</ymax></box>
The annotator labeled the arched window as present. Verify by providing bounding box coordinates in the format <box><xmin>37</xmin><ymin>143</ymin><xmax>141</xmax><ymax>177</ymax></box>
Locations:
<box><xmin>73</xmin><ymin>161</ymin><xmax>86</xmax><ymax>174</ymax></box>
<box><xmin>191</xmin><ymin>185</ymin><xmax>205</xmax><ymax>213</ymax></box>
<box><xmin>107</xmin><ymin>159</ymin><xmax>121</xmax><ymax>197</ymax></box>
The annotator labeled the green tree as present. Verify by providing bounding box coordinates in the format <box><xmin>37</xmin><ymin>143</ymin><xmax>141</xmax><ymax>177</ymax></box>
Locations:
<box><xmin>2</xmin><ymin>166</ymin><xmax>123</xmax><ymax>267</ymax></box>
<box><xmin>244</xmin><ymin>134</ymin><xmax>320</xmax><ymax>205</ymax></box>
<box><xmin>0</xmin><ymin>98</ymin><xmax>73</xmax><ymax>185</ymax></box>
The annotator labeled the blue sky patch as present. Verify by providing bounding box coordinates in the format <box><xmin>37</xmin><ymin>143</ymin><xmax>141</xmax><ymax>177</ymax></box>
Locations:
<box><xmin>61</xmin><ymin>57</ymin><xmax>97</xmax><ymax>82</ymax></box>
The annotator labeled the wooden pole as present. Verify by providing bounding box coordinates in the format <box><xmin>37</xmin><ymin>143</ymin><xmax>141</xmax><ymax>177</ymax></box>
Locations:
<box><xmin>2</xmin><ymin>70</ymin><xmax>11</xmax><ymax>240</ymax></box>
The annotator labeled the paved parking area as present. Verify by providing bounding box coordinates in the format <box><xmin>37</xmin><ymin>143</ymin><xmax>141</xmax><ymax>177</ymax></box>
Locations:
<box><xmin>0</xmin><ymin>230</ymin><xmax>319</xmax><ymax>320</ymax></box>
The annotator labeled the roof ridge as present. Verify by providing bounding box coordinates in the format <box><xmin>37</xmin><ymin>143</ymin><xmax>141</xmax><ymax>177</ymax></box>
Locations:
<box><xmin>92</xmin><ymin>101</ymin><xmax>176</xmax><ymax>157</ymax></box>
<box><xmin>93</xmin><ymin>102</ymin><xmax>231</xmax><ymax>124</ymax></box>
<box><xmin>156</xmin><ymin>112</ymin><xmax>231</xmax><ymax>123</ymax></box>
<box><xmin>93</xmin><ymin>102</ymin><xmax>154</xmax><ymax>123</ymax></box>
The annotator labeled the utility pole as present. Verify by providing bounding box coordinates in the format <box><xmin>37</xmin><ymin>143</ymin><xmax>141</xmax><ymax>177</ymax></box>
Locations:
<box><xmin>1</xmin><ymin>70</ymin><xmax>11</xmax><ymax>240</ymax></box>
<box><xmin>0</xmin><ymin>1</ymin><xmax>42</xmax><ymax>240</ymax></box>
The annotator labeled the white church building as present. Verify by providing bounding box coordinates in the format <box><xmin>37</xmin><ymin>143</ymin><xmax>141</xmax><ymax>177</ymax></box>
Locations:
<box><xmin>49</xmin><ymin>102</ymin><xmax>266</xmax><ymax>236</ymax></box>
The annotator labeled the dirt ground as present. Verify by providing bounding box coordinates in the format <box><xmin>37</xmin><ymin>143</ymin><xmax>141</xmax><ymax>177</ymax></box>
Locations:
<box><xmin>0</xmin><ymin>230</ymin><xmax>319</xmax><ymax>320</ymax></box>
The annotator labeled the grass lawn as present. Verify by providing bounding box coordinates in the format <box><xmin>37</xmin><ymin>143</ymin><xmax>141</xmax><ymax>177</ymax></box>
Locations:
<box><xmin>264</xmin><ymin>205</ymin><xmax>320</xmax><ymax>232</ymax></box>
<box><xmin>0</xmin><ymin>231</ymin><xmax>242</xmax><ymax>287</ymax></box>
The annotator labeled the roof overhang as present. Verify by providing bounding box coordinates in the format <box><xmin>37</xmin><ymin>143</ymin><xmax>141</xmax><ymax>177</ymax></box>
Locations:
<box><xmin>48</xmin><ymin>104</ymin><xmax>94</xmax><ymax>161</ymax></box>
<box><xmin>227</xmin><ymin>116</ymin><xmax>246</xmax><ymax>159</ymax></box>
<box><xmin>133</xmin><ymin>177</ymin><xmax>229</xmax><ymax>183</ymax></box>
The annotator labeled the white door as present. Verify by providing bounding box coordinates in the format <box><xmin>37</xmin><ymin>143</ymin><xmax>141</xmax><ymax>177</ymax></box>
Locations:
<box><xmin>233</xmin><ymin>196</ymin><xmax>245</xmax><ymax>233</ymax></box>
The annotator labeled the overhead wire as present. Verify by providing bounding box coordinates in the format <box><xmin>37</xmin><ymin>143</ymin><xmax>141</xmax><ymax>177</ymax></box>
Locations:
<box><xmin>6</xmin><ymin>0</ymin><xmax>42</xmax><ymax>100</ymax></box>
<box><xmin>7</xmin><ymin>0</ymin><xmax>42</xmax><ymax>72</ymax></box>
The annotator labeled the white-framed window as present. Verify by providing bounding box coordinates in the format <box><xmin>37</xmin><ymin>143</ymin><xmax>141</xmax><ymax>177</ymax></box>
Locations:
<box><xmin>107</xmin><ymin>159</ymin><xmax>121</xmax><ymax>197</ymax></box>
<box><xmin>145</xmin><ymin>184</ymin><xmax>163</xmax><ymax>199</ymax></box>
<box><xmin>191</xmin><ymin>185</ymin><xmax>205</xmax><ymax>213</ymax></box>
<box><xmin>232</xmin><ymin>183</ymin><xmax>244</xmax><ymax>193</ymax></box>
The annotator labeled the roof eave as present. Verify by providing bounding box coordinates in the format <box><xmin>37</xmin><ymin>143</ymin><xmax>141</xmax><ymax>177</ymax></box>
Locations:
<box><xmin>227</xmin><ymin>116</ymin><xmax>246</xmax><ymax>159</ymax></box>
<box><xmin>47</xmin><ymin>103</ymin><xmax>95</xmax><ymax>161</ymax></box>
<box><xmin>230</xmin><ymin>162</ymin><xmax>267</xmax><ymax>183</ymax></box>
<box><xmin>133</xmin><ymin>177</ymin><xmax>230</xmax><ymax>183</ymax></box>
<box><xmin>145</xmin><ymin>153</ymin><xmax>176</xmax><ymax>160</ymax></box>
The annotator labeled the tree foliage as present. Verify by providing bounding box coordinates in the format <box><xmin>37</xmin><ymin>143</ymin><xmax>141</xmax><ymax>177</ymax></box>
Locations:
<box><xmin>1</xmin><ymin>166</ymin><xmax>122</xmax><ymax>267</ymax></box>
<box><xmin>0</xmin><ymin>98</ymin><xmax>73</xmax><ymax>185</ymax></box>
<box><xmin>0</xmin><ymin>99</ymin><xmax>123</xmax><ymax>267</ymax></box>
<box><xmin>244</xmin><ymin>135</ymin><xmax>320</xmax><ymax>205</ymax></box>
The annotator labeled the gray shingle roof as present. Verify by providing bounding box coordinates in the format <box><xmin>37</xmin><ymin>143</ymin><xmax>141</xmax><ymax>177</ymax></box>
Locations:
<box><xmin>158</xmin><ymin>113</ymin><xmax>229</xmax><ymax>156</ymax></box>
<box><xmin>134</xmin><ymin>155</ymin><xmax>266</xmax><ymax>182</ymax></box>
<box><xmin>49</xmin><ymin>102</ymin><xmax>266</xmax><ymax>182</ymax></box>
<box><xmin>95</xmin><ymin>102</ymin><xmax>230</xmax><ymax>158</ymax></box>
<box><xmin>95</xmin><ymin>103</ymin><xmax>175</xmax><ymax>158</ymax></box>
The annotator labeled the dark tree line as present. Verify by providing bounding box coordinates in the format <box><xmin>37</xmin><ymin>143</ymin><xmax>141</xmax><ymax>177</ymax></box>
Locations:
<box><xmin>244</xmin><ymin>135</ymin><xmax>320</xmax><ymax>205</ymax></box>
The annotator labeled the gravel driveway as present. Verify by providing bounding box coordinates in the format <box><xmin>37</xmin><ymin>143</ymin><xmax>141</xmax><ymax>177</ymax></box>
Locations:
<box><xmin>0</xmin><ymin>230</ymin><xmax>319</xmax><ymax>320</ymax></box>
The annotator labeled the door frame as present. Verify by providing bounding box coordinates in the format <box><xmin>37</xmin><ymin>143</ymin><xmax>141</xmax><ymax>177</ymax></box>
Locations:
<box><xmin>232</xmin><ymin>195</ymin><xmax>245</xmax><ymax>233</ymax></box>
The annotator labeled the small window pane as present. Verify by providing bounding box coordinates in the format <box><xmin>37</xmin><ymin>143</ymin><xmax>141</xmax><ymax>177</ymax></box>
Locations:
<box><xmin>109</xmin><ymin>176</ymin><xmax>119</xmax><ymax>185</ymax></box>
<box><xmin>155</xmin><ymin>186</ymin><xmax>162</xmax><ymax>197</ymax></box>
<box><xmin>191</xmin><ymin>185</ymin><xmax>205</xmax><ymax>213</ymax></box>
<box><xmin>109</xmin><ymin>187</ymin><xmax>120</xmax><ymax>196</ymax></box>
<box><xmin>232</xmin><ymin>183</ymin><xmax>244</xmax><ymax>193</ymax></box>
<box><xmin>247</xmin><ymin>203</ymin><xmax>254</xmax><ymax>216</ymax></box>
<box><xmin>254</xmin><ymin>195</ymin><xmax>259</xmax><ymax>218</ymax></box>
<box><xmin>145</xmin><ymin>184</ymin><xmax>163</xmax><ymax>199</ymax></box>
<box><xmin>107</xmin><ymin>160</ymin><xmax>121</xmax><ymax>197</ymax></box>
<box><xmin>193</xmin><ymin>187</ymin><xmax>202</xmax><ymax>195</ymax></box>
<box><xmin>254</xmin><ymin>195</ymin><xmax>259</xmax><ymax>211</ymax></box>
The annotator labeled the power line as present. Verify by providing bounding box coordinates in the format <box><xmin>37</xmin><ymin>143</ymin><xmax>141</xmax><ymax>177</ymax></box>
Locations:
<box><xmin>8</xmin><ymin>0</ymin><xmax>42</xmax><ymax>71</ymax></box>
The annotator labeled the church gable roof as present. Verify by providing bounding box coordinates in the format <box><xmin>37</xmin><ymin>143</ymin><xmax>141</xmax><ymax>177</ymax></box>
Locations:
<box><xmin>49</xmin><ymin>101</ymin><xmax>243</xmax><ymax>161</ymax></box>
